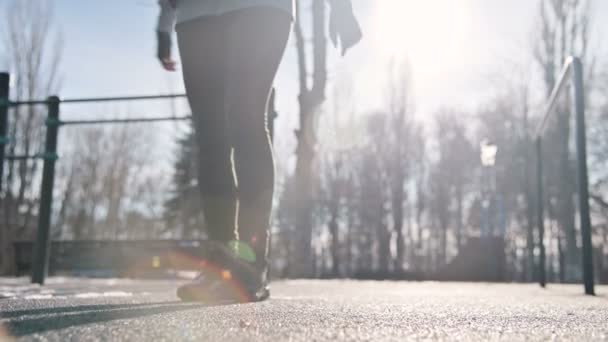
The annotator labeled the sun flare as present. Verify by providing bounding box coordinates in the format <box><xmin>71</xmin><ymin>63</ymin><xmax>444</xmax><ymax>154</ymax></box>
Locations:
<box><xmin>372</xmin><ymin>0</ymin><xmax>471</xmax><ymax>70</ymax></box>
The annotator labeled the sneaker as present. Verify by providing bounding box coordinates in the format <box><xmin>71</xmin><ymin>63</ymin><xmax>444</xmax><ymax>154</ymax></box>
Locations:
<box><xmin>177</xmin><ymin>241</ymin><xmax>269</xmax><ymax>303</ymax></box>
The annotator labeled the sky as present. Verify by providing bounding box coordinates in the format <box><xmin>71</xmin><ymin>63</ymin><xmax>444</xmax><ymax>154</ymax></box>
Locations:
<box><xmin>47</xmin><ymin>0</ymin><xmax>540</xmax><ymax>110</ymax></box>
<box><xmin>2</xmin><ymin>0</ymin><xmax>608</xmax><ymax>174</ymax></box>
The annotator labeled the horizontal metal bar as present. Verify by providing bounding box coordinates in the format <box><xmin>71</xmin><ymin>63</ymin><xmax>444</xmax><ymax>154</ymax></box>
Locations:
<box><xmin>6</xmin><ymin>155</ymin><xmax>37</xmax><ymax>161</ymax></box>
<box><xmin>4</xmin><ymin>99</ymin><xmax>49</xmax><ymax>107</ymax></box>
<box><xmin>5</xmin><ymin>153</ymin><xmax>58</xmax><ymax>161</ymax></box>
<box><xmin>61</xmin><ymin>93</ymin><xmax>187</xmax><ymax>104</ymax></box>
<box><xmin>59</xmin><ymin>115</ymin><xmax>192</xmax><ymax>126</ymax></box>
<box><xmin>535</xmin><ymin>56</ymin><xmax>575</xmax><ymax>137</ymax></box>
<box><xmin>6</xmin><ymin>93</ymin><xmax>188</xmax><ymax>107</ymax></box>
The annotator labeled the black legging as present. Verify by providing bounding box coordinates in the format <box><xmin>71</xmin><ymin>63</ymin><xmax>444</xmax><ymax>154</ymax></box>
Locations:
<box><xmin>176</xmin><ymin>8</ymin><xmax>291</xmax><ymax>269</ymax></box>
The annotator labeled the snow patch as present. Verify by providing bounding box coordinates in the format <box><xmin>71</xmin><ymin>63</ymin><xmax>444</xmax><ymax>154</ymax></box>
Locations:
<box><xmin>74</xmin><ymin>291</ymin><xmax>133</xmax><ymax>298</ymax></box>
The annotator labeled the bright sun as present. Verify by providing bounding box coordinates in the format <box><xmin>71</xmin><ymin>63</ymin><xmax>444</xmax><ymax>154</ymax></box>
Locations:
<box><xmin>372</xmin><ymin>0</ymin><xmax>471</xmax><ymax>72</ymax></box>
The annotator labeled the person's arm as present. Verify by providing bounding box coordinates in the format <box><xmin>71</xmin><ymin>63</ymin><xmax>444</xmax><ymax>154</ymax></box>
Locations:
<box><xmin>327</xmin><ymin>0</ymin><xmax>362</xmax><ymax>56</ymax></box>
<box><xmin>157</xmin><ymin>0</ymin><xmax>177</xmax><ymax>71</ymax></box>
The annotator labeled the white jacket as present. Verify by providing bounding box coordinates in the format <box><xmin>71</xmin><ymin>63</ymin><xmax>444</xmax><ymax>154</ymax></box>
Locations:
<box><xmin>157</xmin><ymin>0</ymin><xmax>295</xmax><ymax>33</ymax></box>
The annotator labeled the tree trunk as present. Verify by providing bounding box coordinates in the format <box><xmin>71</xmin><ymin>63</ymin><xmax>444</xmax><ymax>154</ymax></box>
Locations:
<box><xmin>377</xmin><ymin>220</ymin><xmax>390</xmax><ymax>275</ymax></box>
<box><xmin>0</xmin><ymin>204</ymin><xmax>17</xmax><ymax>275</ymax></box>
<box><xmin>455</xmin><ymin>185</ymin><xmax>463</xmax><ymax>252</ymax></box>
<box><xmin>523</xmin><ymin>108</ymin><xmax>536</xmax><ymax>282</ymax></box>
<box><xmin>329</xmin><ymin>213</ymin><xmax>339</xmax><ymax>277</ymax></box>
<box><xmin>290</xmin><ymin>0</ymin><xmax>327</xmax><ymax>278</ymax></box>
<box><xmin>439</xmin><ymin>214</ymin><xmax>448</xmax><ymax>267</ymax></box>
<box><xmin>393</xmin><ymin>184</ymin><xmax>404</xmax><ymax>273</ymax></box>
<box><xmin>557</xmin><ymin>109</ymin><xmax>578</xmax><ymax>281</ymax></box>
<box><xmin>558</xmin><ymin>232</ymin><xmax>565</xmax><ymax>282</ymax></box>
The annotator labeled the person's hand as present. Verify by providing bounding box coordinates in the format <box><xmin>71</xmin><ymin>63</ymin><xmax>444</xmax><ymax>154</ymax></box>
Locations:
<box><xmin>157</xmin><ymin>31</ymin><xmax>177</xmax><ymax>71</ymax></box>
<box><xmin>329</xmin><ymin>3</ymin><xmax>363</xmax><ymax>56</ymax></box>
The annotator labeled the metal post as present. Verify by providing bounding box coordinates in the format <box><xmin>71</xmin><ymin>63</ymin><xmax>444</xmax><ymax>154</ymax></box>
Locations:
<box><xmin>536</xmin><ymin>137</ymin><xmax>546</xmax><ymax>288</ymax></box>
<box><xmin>571</xmin><ymin>58</ymin><xmax>595</xmax><ymax>295</ymax></box>
<box><xmin>0</xmin><ymin>73</ymin><xmax>9</xmax><ymax>194</ymax></box>
<box><xmin>31</xmin><ymin>96</ymin><xmax>60</xmax><ymax>285</ymax></box>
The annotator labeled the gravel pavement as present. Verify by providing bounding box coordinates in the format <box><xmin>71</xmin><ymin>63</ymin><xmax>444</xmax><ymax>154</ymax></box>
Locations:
<box><xmin>0</xmin><ymin>278</ymin><xmax>606</xmax><ymax>341</ymax></box>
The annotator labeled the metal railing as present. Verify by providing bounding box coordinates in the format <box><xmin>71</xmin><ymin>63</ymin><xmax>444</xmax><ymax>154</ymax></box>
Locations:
<box><xmin>534</xmin><ymin>56</ymin><xmax>594</xmax><ymax>295</ymax></box>
<box><xmin>0</xmin><ymin>72</ymin><xmax>191</xmax><ymax>285</ymax></box>
<box><xmin>0</xmin><ymin>72</ymin><xmax>280</xmax><ymax>285</ymax></box>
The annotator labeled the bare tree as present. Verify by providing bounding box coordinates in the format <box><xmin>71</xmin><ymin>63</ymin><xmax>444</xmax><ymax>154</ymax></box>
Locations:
<box><xmin>317</xmin><ymin>77</ymin><xmax>356</xmax><ymax>277</ymax></box>
<box><xmin>290</xmin><ymin>0</ymin><xmax>329</xmax><ymax>277</ymax></box>
<box><xmin>57</xmin><ymin>124</ymin><xmax>166</xmax><ymax>240</ymax></box>
<box><xmin>429</xmin><ymin>110</ymin><xmax>475</xmax><ymax>267</ymax></box>
<box><xmin>357</xmin><ymin>113</ymin><xmax>389</xmax><ymax>275</ymax></box>
<box><xmin>385</xmin><ymin>58</ymin><xmax>415</xmax><ymax>273</ymax></box>
<box><xmin>411</xmin><ymin>127</ymin><xmax>427</xmax><ymax>272</ymax></box>
<box><xmin>0</xmin><ymin>0</ymin><xmax>62</xmax><ymax>274</ymax></box>
<box><xmin>428</xmin><ymin>115</ymin><xmax>451</xmax><ymax>267</ymax></box>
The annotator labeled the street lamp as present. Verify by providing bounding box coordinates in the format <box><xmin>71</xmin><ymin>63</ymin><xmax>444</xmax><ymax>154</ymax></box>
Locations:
<box><xmin>480</xmin><ymin>140</ymin><xmax>504</xmax><ymax>281</ymax></box>
<box><xmin>480</xmin><ymin>140</ymin><xmax>498</xmax><ymax>167</ymax></box>
<box><xmin>480</xmin><ymin>140</ymin><xmax>498</xmax><ymax>237</ymax></box>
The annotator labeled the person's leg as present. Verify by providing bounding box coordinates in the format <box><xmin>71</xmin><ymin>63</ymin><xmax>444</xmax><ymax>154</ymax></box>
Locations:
<box><xmin>173</xmin><ymin>9</ymin><xmax>291</xmax><ymax>303</ymax></box>
<box><xmin>223</xmin><ymin>8</ymin><xmax>292</xmax><ymax>270</ymax></box>
<box><xmin>177</xmin><ymin>17</ymin><xmax>238</xmax><ymax>243</ymax></box>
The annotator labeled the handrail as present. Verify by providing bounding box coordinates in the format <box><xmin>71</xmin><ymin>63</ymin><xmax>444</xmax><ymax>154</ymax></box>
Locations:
<box><xmin>58</xmin><ymin>115</ymin><xmax>192</xmax><ymax>126</ymax></box>
<box><xmin>0</xmin><ymin>73</ymin><xmax>195</xmax><ymax>286</ymax></box>
<box><xmin>535</xmin><ymin>56</ymin><xmax>577</xmax><ymax>137</ymax></box>
<box><xmin>4</xmin><ymin>93</ymin><xmax>188</xmax><ymax>107</ymax></box>
<box><xmin>534</xmin><ymin>55</ymin><xmax>594</xmax><ymax>296</ymax></box>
